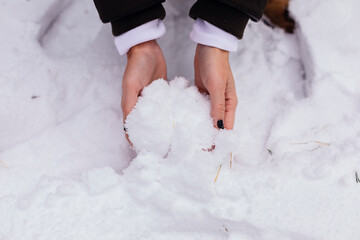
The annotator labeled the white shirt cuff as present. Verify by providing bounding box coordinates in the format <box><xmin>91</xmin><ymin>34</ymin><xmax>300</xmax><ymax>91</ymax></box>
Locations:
<box><xmin>190</xmin><ymin>19</ymin><xmax>238</xmax><ymax>52</ymax></box>
<box><xmin>114</xmin><ymin>19</ymin><xmax>166</xmax><ymax>55</ymax></box>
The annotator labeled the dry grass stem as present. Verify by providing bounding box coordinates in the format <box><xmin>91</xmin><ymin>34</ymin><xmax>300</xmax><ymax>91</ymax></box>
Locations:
<box><xmin>308</xmin><ymin>145</ymin><xmax>326</xmax><ymax>152</ymax></box>
<box><xmin>214</xmin><ymin>164</ymin><xmax>222</xmax><ymax>184</ymax></box>
<box><xmin>290</xmin><ymin>140</ymin><xmax>330</xmax><ymax>146</ymax></box>
<box><xmin>313</xmin><ymin>141</ymin><xmax>330</xmax><ymax>146</ymax></box>
<box><xmin>0</xmin><ymin>160</ymin><xmax>9</xmax><ymax>169</ymax></box>
<box><xmin>290</xmin><ymin>140</ymin><xmax>330</xmax><ymax>152</ymax></box>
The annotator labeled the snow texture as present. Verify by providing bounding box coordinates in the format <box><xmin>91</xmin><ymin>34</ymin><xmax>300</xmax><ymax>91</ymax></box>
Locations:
<box><xmin>125</xmin><ymin>77</ymin><xmax>217</xmax><ymax>157</ymax></box>
<box><xmin>1</xmin><ymin>0</ymin><xmax>360</xmax><ymax>239</ymax></box>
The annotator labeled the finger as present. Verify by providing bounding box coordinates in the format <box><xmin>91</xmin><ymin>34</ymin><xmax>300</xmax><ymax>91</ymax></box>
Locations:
<box><xmin>224</xmin><ymin>95</ymin><xmax>238</xmax><ymax>130</ymax></box>
<box><xmin>208</xmin><ymin>85</ymin><xmax>226</xmax><ymax>129</ymax></box>
<box><xmin>122</xmin><ymin>83</ymin><xmax>140</xmax><ymax>120</ymax></box>
<box><xmin>223</xmin><ymin>78</ymin><xmax>238</xmax><ymax>129</ymax></box>
<box><xmin>194</xmin><ymin>58</ymin><xmax>208</xmax><ymax>94</ymax></box>
<box><xmin>123</xmin><ymin>128</ymin><xmax>133</xmax><ymax>146</ymax></box>
<box><xmin>152</xmin><ymin>59</ymin><xmax>167</xmax><ymax>81</ymax></box>
<box><xmin>121</xmin><ymin>59</ymin><xmax>144</xmax><ymax>122</ymax></box>
<box><xmin>121</xmin><ymin>84</ymin><xmax>140</xmax><ymax>146</ymax></box>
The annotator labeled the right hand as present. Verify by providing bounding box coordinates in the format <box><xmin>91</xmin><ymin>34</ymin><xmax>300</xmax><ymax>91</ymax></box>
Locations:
<box><xmin>194</xmin><ymin>44</ymin><xmax>238</xmax><ymax>130</ymax></box>
<box><xmin>122</xmin><ymin>40</ymin><xmax>167</xmax><ymax>142</ymax></box>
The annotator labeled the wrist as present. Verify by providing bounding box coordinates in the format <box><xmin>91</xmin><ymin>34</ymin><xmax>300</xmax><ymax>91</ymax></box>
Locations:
<box><xmin>190</xmin><ymin>19</ymin><xmax>238</xmax><ymax>52</ymax></box>
<box><xmin>127</xmin><ymin>40</ymin><xmax>158</xmax><ymax>56</ymax></box>
<box><xmin>115</xmin><ymin>19</ymin><xmax>166</xmax><ymax>55</ymax></box>
<box><xmin>197</xmin><ymin>44</ymin><xmax>230</xmax><ymax>59</ymax></box>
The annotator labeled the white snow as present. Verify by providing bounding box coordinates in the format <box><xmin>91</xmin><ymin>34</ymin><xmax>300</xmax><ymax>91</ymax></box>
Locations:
<box><xmin>1</xmin><ymin>0</ymin><xmax>360</xmax><ymax>239</ymax></box>
<box><xmin>125</xmin><ymin>77</ymin><xmax>217</xmax><ymax>157</ymax></box>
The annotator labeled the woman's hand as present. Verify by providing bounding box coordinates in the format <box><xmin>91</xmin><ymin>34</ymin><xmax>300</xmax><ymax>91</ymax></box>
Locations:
<box><xmin>194</xmin><ymin>44</ymin><xmax>238</xmax><ymax>129</ymax></box>
<box><xmin>122</xmin><ymin>40</ymin><xmax>167</xmax><ymax>121</ymax></box>
<box><xmin>122</xmin><ymin>40</ymin><xmax>167</xmax><ymax>142</ymax></box>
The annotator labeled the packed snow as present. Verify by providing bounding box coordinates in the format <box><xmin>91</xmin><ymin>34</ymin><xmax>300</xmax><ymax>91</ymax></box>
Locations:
<box><xmin>1</xmin><ymin>0</ymin><xmax>360</xmax><ymax>239</ymax></box>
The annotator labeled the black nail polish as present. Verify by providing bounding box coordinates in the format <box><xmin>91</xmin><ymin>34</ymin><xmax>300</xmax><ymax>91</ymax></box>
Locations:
<box><xmin>217</xmin><ymin>120</ymin><xmax>224</xmax><ymax>129</ymax></box>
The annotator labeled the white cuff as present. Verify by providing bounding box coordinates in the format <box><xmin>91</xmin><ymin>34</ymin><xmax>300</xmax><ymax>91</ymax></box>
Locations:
<box><xmin>190</xmin><ymin>19</ymin><xmax>238</xmax><ymax>52</ymax></box>
<box><xmin>114</xmin><ymin>19</ymin><xmax>166</xmax><ymax>55</ymax></box>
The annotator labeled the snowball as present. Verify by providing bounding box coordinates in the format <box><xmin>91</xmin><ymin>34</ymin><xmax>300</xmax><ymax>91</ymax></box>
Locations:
<box><xmin>125</xmin><ymin>77</ymin><xmax>217</xmax><ymax>157</ymax></box>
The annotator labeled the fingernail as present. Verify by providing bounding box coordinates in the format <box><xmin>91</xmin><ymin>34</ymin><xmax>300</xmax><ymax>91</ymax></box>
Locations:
<box><xmin>217</xmin><ymin>120</ymin><xmax>224</xmax><ymax>129</ymax></box>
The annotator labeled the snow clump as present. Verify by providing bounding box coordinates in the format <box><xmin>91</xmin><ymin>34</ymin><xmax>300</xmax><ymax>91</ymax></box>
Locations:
<box><xmin>125</xmin><ymin>77</ymin><xmax>241</xmax><ymax>160</ymax></box>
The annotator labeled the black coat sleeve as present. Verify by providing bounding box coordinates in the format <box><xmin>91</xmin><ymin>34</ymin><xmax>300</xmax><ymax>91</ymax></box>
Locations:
<box><xmin>189</xmin><ymin>0</ymin><xmax>268</xmax><ymax>39</ymax></box>
<box><xmin>93</xmin><ymin>0</ymin><xmax>166</xmax><ymax>36</ymax></box>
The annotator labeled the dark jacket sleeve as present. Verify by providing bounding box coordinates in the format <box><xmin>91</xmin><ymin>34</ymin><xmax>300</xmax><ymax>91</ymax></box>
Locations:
<box><xmin>93</xmin><ymin>0</ymin><xmax>166</xmax><ymax>36</ymax></box>
<box><xmin>189</xmin><ymin>0</ymin><xmax>268</xmax><ymax>39</ymax></box>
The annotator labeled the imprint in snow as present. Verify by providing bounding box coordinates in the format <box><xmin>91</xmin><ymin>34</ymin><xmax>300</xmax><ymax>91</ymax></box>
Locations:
<box><xmin>38</xmin><ymin>0</ymin><xmax>102</xmax><ymax>57</ymax></box>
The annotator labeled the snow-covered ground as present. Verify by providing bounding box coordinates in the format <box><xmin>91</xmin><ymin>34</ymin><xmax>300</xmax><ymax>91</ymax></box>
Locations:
<box><xmin>1</xmin><ymin>0</ymin><xmax>360</xmax><ymax>239</ymax></box>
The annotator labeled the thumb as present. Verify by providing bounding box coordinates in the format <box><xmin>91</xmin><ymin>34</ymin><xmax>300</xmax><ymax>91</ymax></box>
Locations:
<box><xmin>121</xmin><ymin>86</ymin><xmax>140</xmax><ymax>146</ymax></box>
<box><xmin>209</xmin><ymin>87</ymin><xmax>226</xmax><ymax>129</ymax></box>
<box><xmin>121</xmin><ymin>86</ymin><xmax>140</xmax><ymax>123</ymax></box>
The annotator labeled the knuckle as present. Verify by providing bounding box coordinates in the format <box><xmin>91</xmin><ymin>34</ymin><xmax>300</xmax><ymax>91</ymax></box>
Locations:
<box><xmin>227</xmin><ymin>101</ymin><xmax>237</xmax><ymax>111</ymax></box>
<box><xmin>207</xmin><ymin>84</ymin><xmax>220</xmax><ymax>94</ymax></box>
<box><xmin>233</xmin><ymin>97</ymin><xmax>238</xmax><ymax>106</ymax></box>
<box><xmin>209</xmin><ymin>86</ymin><xmax>225</xmax><ymax>96</ymax></box>
<box><xmin>205</xmin><ymin>77</ymin><xmax>225</xmax><ymax>93</ymax></box>
<box><xmin>213</xmin><ymin>102</ymin><xmax>226</xmax><ymax>113</ymax></box>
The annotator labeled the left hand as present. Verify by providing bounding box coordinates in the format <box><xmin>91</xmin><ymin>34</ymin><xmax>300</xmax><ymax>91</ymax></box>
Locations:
<box><xmin>194</xmin><ymin>44</ymin><xmax>238</xmax><ymax>130</ymax></box>
<box><xmin>122</xmin><ymin>40</ymin><xmax>167</xmax><ymax>144</ymax></box>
